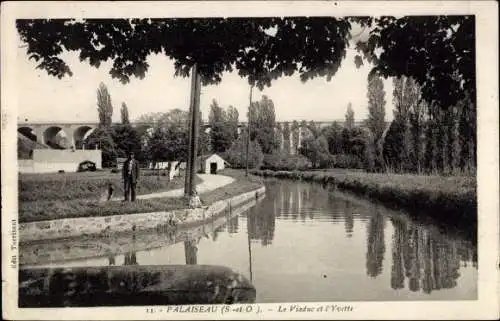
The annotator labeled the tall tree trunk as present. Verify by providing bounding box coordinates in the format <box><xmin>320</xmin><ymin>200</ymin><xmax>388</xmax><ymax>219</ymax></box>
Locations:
<box><xmin>430</xmin><ymin>120</ymin><xmax>439</xmax><ymax>174</ymax></box>
<box><xmin>449</xmin><ymin>106</ymin><xmax>461</xmax><ymax>174</ymax></box>
<box><xmin>403</xmin><ymin>120</ymin><xmax>414</xmax><ymax>172</ymax></box>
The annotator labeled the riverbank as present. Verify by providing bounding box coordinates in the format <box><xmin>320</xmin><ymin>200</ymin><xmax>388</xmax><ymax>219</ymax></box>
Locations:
<box><xmin>251</xmin><ymin>169</ymin><xmax>477</xmax><ymax>226</ymax></box>
<box><xmin>19</xmin><ymin>170</ymin><xmax>201</xmax><ymax>202</ymax></box>
<box><xmin>19</xmin><ymin>171</ymin><xmax>203</xmax><ymax>223</ymax></box>
<box><xmin>19</xmin><ymin>170</ymin><xmax>260</xmax><ymax>223</ymax></box>
<box><xmin>19</xmin><ymin>177</ymin><xmax>265</xmax><ymax>242</ymax></box>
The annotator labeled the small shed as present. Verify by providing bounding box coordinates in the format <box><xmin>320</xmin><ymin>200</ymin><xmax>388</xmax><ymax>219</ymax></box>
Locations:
<box><xmin>198</xmin><ymin>154</ymin><xmax>229</xmax><ymax>174</ymax></box>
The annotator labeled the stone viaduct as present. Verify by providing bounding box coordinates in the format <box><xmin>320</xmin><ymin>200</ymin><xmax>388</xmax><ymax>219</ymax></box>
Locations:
<box><xmin>18</xmin><ymin>120</ymin><xmax>376</xmax><ymax>153</ymax></box>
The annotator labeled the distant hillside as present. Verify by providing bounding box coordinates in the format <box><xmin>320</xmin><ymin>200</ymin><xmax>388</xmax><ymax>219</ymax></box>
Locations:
<box><xmin>18</xmin><ymin>133</ymin><xmax>49</xmax><ymax>159</ymax></box>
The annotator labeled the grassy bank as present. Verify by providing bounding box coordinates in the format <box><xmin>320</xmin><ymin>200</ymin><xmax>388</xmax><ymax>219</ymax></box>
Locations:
<box><xmin>19</xmin><ymin>170</ymin><xmax>200</xmax><ymax>202</ymax></box>
<box><xmin>251</xmin><ymin>169</ymin><xmax>477</xmax><ymax>226</ymax></box>
<box><xmin>19</xmin><ymin>169</ymin><xmax>262</xmax><ymax>223</ymax></box>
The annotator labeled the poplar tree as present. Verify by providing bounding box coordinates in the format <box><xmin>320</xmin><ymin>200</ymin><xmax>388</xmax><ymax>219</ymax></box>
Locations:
<box><xmin>97</xmin><ymin>82</ymin><xmax>113</xmax><ymax>127</ymax></box>
<box><xmin>345</xmin><ymin>102</ymin><xmax>355</xmax><ymax>131</ymax></box>
<box><xmin>120</xmin><ymin>102</ymin><xmax>130</xmax><ymax>125</ymax></box>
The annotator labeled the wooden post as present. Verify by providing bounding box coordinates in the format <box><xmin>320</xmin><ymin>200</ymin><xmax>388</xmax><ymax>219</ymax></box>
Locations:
<box><xmin>184</xmin><ymin>65</ymin><xmax>196</xmax><ymax>197</ymax></box>
<box><xmin>245</xmin><ymin>85</ymin><xmax>254</xmax><ymax>177</ymax></box>
<box><xmin>185</xmin><ymin>63</ymin><xmax>202</xmax><ymax>207</ymax></box>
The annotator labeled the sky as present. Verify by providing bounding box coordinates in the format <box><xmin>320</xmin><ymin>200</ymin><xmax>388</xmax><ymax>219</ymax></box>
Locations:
<box><xmin>16</xmin><ymin>25</ymin><xmax>395</xmax><ymax>125</ymax></box>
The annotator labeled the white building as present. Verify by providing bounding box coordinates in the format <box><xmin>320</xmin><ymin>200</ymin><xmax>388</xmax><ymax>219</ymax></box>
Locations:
<box><xmin>198</xmin><ymin>154</ymin><xmax>229</xmax><ymax>174</ymax></box>
<box><xmin>18</xmin><ymin>149</ymin><xmax>102</xmax><ymax>174</ymax></box>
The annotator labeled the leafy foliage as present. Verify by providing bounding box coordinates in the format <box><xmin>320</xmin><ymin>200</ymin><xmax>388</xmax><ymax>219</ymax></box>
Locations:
<box><xmin>17</xmin><ymin>17</ymin><xmax>353</xmax><ymax>89</ymax></box>
<box><xmin>145</xmin><ymin>109</ymin><xmax>189</xmax><ymax>163</ymax></box>
<box><xmin>83</xmin><ymin>127</ymin><xmax>117</xmax><ymax>167</ymax></box>
<box><xmin>355</xmin><ymin>15</ymin><xmax>475</xmax><ymax>111</ymax></box>
<box><xmin>367</xmin><ymin>74</ymin><xmax>386</xmax><ymax>142</ymax></box>
<box><xmin>223</xmin><ymin>131</ymin><xmax>264</xmax><ymax>169</ymax></box>
<box><xmin>249</xmin><ymin>95</ymin><xmax>278</xmax><ymax>154</ymax></box>
<box><xmin>383</xmin><ymin>74</ymin><xmax>475</xmax><ymax>175</ymax></box>
<box><xmin>226</xmin><ymin>105</ymin><xmax>239</xmax><ymax>142</ymax></box>
<box><xmin>208</xmin><ymin>100</ymin><xmax>236</xmax><ymax>153</ymax></box>
<box><xmin>111</xmin><ymin>124</ymin><xmax>143</xmax><ymax>159</ymax></box>
<box><xmin>323</xmin><ymin>121</ymin><xmax>344</xmax><ymax>154</ymax></box>
<box><xmin>299</xmin><ymin>135</ymin><xmax>331</xmax><ymax>168</ymax></box>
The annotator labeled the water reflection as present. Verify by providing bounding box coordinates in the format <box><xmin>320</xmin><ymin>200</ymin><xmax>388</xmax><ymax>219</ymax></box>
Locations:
<box><xmin>390</xmin><ymin>217</ymin><xmax>470</xmax><ymax>294</ymax></box>
<box><xmin>227</xmin><ymin>215</ymin><xmax>239</xmax><ymax>234</ymax></box>
<box><xmin>123</xmin><ymin>235</ymin><xmax>138</xmax><ymax>265</ymax></box>
<box><xmin>184</xmin><ymin>239</ymin><xmax>198</xmax><ymax>265</ymax></box>
<box><xmin>366</xmin><ymin>210</ymin><xmax>386</xmax><ymax>278</ymax></box>
<box><xmin>344</xmin><ymin>201</ymin><xmax>354</xmax><ymax>238</ymax></box>
<box><xmin>20</xmin><ymin>179</ymin><xmax>477</xmax><ymax>301</ymax></box>
<box><xmin>123</xmin><ymin>252</ymin><xmax>138</xmax><ymax>265</ymax></box>
<box><xmin>248</xmin><ymin>179</ymin><xmax>476</xmax><ymax>299</ymax></box>
<box><xmin>247</xmin><ymin>206</ymin><xmax>275</xmax><ymax>246</ymax></box>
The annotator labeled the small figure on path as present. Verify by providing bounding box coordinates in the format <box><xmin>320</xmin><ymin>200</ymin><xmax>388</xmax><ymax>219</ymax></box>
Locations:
<box><xmin>122</xmin><ymin>152</ymin><xmax>140</xmax><ymax>202</ymax></box>
<box><xmin>106</xmin><ymin>182</ymin><xmax>114</xmax><ymax>201</ymax></box>
<box><xmin>98</xmin><ymin>182</ymin><xmax>115</xmax><ymax>203</ymax></box>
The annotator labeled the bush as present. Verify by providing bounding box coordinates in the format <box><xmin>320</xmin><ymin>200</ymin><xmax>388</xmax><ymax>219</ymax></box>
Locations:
<box><xmin>331</xmin><ymin>154</ymin><xmax>364</xmax><ymax>169</ymax></box>
<box><xmin>223</xmin><ymin>135</ymin><xmax>264</xmax><ymax>169</ymax></box>
<box><xmin>261</xmin><ymin>151</ymin><xmax>311</xmax><ymax>171</ymax></box>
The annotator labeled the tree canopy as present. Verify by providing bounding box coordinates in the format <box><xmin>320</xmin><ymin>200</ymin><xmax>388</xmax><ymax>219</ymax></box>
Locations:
<box><xmin>17</xmin><ymin>16</ymin><xmax>475</xmax><ymax>111</ymax></box>
<box><xmin>354</xmin><ymin>15</ymin><xmax>475</xmax><ymax>110</ymax></box>
<box><xmin>16</xmin><ymin>17</ymin><xmax>357</xmax><ymax>89</ymax></box>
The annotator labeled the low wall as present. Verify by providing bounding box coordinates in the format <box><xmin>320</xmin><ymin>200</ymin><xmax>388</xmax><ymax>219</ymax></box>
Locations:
<box><xmin>20</xmin><ymin>194</ymin><xmax>264</xmax><ymax>266</ymax></box>
<box><xmin>20</xmin><ymin>186</ymin><xmax>266</xmax><ymax>243</ymax></box>
<box><xmin>19</xmin><ymin>149</ymin><xmax>103</xmax><ymax>173</ymax></box>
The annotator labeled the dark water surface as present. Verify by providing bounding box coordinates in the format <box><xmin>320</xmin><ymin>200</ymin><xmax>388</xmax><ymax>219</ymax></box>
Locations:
<box><xmin>21</xmin><ymin>179</ymin><xmax>477</xmax><ymax>302</ymax></box>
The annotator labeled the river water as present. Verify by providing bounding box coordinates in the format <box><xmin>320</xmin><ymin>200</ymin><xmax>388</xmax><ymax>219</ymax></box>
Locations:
<box><xmin>20</xmin><ymin>179</ymin><xmax>477</xmax><ymax>302</ymax></box>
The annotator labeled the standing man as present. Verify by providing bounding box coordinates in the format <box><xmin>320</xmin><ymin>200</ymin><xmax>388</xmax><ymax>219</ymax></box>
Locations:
<box><xmin>123</xmin><ymin>152</ymin><xmax>140</xmax><ymax>202</ymax></box>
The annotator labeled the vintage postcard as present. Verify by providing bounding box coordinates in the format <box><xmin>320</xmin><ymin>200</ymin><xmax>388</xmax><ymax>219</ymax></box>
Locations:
<box><xmin>2</xmin><ymin>1</ymin><xmax>499</xmax><ymax>320</ymax></box>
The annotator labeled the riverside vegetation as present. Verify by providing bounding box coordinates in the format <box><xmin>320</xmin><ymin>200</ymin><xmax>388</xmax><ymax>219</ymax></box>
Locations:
<box><xmin>19</xmin><ymin>169</ymin><xmax>262</xmax><ymax>223</ymax></box>
<box><xmin>251</xmin><ymin>169</ymin><xmax>476</xmax><ymax>228</ymax></box>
